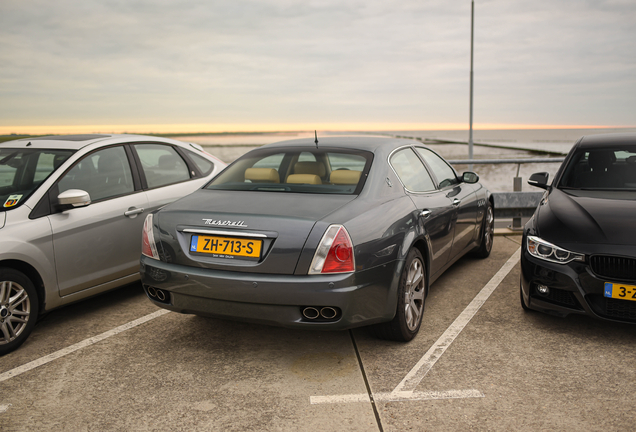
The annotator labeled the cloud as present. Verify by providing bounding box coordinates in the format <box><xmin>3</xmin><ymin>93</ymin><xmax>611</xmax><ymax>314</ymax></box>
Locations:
<box><xmin>0</xmin><ymin>0</ymin><xmax>634</xmax><ymax>130</ymax></box>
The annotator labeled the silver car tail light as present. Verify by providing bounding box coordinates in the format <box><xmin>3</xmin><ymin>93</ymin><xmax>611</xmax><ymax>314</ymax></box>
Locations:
<box><xmin>309</xmin><ymin>225</ymin><xmax>355</xmax><ymax>274</ymax></box>
<box><xmin>142</xmin><ymin>214</ymin><xmax>160</xmax><ymax>260</ymax></box>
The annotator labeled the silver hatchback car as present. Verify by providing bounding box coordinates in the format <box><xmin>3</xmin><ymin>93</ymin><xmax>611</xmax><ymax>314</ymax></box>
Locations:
<box><xmin>0</xmin><ymin>134</ymin><xmax>226</xmax><ymax>354</ymax></box>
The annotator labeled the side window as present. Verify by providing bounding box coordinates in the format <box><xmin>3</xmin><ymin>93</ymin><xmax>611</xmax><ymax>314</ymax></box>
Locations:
<box><xmin>298</xmin><ymin>152</ymin><xmax>317</xmax><ymax>162</ymax></box>
<box><xmin>390</xmin><ymin>148</ymin><xmax>436</xmax><ymax>192</ymax></box>
<box><xmin>327</xmin><ymin>153</ymin><xmax>367</xmax><ymax>171</ymax></box>
<box><xmin>186</xmin><ymin>150</ymin><xmax>215</xmax><ymax>176</ymax></box>
<box><xmin>134</xmin><ymin>144</ymin><xmax>191</xmax><ymax>188</ymax></box>
<box><xmin>253</xmin><ymin>153</ymin><xmax>285</xmax><ymax>170</ymax></box>
<box><xmin>58</xmin><ymin>146</ymin><xmax>134</xmax><ymax>202</ymax></box>
<box><xmin>415</xmin><ymin>147</ymin><xmax>458</xmax><ymax>188</ymax></box>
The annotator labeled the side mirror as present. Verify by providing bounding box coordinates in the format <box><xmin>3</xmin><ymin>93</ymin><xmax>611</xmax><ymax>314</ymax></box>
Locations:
<box><xmin>58</xmin><ymin>189</ymin><xmax>91</xmax><ymax>209</ymax></box>
<box><xmin>462</xmin><ymin>172</ymin><xmax>479</xmax><ymax>184</ymax></box>
<box><xmin>528</xmin><ymin>172</ymin><xmax>550</xmax><ymax>190</ymax></box>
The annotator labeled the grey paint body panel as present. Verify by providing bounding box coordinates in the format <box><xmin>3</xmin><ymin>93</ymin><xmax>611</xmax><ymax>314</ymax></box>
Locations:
<box><xmin>141</xmin><ymin>136</ymin><xmax>493</xmax><ymax>329</ymax></box>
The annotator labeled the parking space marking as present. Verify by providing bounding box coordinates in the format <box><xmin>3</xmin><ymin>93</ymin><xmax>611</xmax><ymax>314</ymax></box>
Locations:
<box><xmin>392</xmin><ymin>248</ymin><xmax>521</xmax><ymax>395</ymax></box>
<box><xmin>311</xmin><ymin>247</ymin><xmax>521</xmax><ymax>405</ymax></box>
<box><xmin>311</xmin><ymin>389</ymin><xmax>484</xmax><ymax>404</ymax></box>
<box><xmin>0</xmin><ymin>309</ymin><xmax>170</xmax><ymax>383</ymax></box>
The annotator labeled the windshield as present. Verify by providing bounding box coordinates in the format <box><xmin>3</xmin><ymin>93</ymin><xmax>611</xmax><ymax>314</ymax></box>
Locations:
<box><xmin>559</xmin><ymin>146</ymin><xmax>636</xmax><ymax>191</ymax></box>
<box><xmin>205</xmin><ymin>147</ymin><xmax>373</xmax><ymax>195</ymax></box>
<box><xmin>1</xmin><ymin>148</ymin><xmax>74</xmax><ymax>210</ymax></box>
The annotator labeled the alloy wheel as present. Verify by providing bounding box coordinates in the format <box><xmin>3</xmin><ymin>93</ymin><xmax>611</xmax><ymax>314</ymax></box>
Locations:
<box><xmin>0</xmin><ymin>281</ymin><xmax>31</xmax><ymax>345</ymax></box>
<box><xmin>404</xmin><ymin>257</ymin><xmax>425</xmax><ymax>331</ymax></box>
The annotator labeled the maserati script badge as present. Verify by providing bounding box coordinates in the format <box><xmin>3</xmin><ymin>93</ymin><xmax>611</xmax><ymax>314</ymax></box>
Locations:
<box><xmin>202</xmin><ymin>219</ymin><xmax>248</xmax><ymax>228</ymax></box>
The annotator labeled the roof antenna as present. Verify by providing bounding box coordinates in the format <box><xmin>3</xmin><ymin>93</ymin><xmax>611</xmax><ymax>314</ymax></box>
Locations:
<box><xmin>314</xmin><ymin>130</ymin><xmax>319</xmax><ymax>148</ymax></box>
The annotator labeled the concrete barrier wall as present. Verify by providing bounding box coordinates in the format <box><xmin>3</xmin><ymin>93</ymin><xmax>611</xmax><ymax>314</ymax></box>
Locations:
<box><xmin>492</xmin><ymin>191</ymin><xmax>545</xmax><ymax>218</ymax></box>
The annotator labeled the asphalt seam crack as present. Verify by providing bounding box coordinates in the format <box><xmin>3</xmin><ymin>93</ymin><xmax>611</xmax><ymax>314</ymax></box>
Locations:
<box><xmin>349</xmin><ymin>330</ymin><xmax>384</xmax><ymax>432</ymax></box>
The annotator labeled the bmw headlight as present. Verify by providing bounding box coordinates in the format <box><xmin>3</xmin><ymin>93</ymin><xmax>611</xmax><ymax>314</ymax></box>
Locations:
<box><xmin>527</xmin><ymin>236</ymin><xmax>585</xmax><ymax>264</ymax></box>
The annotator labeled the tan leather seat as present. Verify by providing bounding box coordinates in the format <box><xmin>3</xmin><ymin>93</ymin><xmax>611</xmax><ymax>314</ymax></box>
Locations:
<box><xmin>244</xmin><ymin>167</ymin><xmax>280</xmax><ymax>183</ymax></box>
<box><xmin>286</xmin><ymin>174</ymin><xmax>322</xmax><ymax>185</ymax></box>
<box><xmin>330</xmin><ymin>170</ymin><xmax>361</xmax><ymax>185</ymax></box>
<box><xmin>293</xmin><ymin>161</ymin><xmax>326</xmax><ymax>178</ymax></box>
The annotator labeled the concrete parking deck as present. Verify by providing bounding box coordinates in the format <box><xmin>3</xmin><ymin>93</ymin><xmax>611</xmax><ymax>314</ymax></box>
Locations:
<box><xmin>1</xmin><ymin>235</ymin><xmax>635</xmax><ymax>431</ymax></box>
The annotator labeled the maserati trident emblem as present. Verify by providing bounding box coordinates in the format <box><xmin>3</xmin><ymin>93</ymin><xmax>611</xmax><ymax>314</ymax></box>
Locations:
<box><xmin>202</xmin><ymin>219</ymin><xmax>248</xmax><ymax>228</ymax></box>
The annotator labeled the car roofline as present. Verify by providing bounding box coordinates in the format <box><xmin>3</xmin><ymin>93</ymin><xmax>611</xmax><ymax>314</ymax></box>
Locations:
<box><xmin>259</xmin><ymin>136</ymin><xmax>423</xmax><ymax>153</ymax></box>
<box><xmin>0</xmin><ymin>133</ymin><xmax>189</xmax><ymax>151</ymax></box>
<box><xmin>578</xmin><ymin>133</ymin><xmax>636</xmax><ymax>149</ymax></box>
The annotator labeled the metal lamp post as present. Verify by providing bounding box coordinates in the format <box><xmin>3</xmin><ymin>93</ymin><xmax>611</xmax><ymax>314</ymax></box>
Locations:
<box><xmin>468</xmin><ymin>0</ymin><xmax>474</xmax><ymax>171</ymax></box>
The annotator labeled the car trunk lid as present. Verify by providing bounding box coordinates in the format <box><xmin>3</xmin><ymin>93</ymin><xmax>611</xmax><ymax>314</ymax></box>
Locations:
<box><xmin>157</xmin><ymin>189</ymin><xmax>356</xmax><ymax>274</ymax></box>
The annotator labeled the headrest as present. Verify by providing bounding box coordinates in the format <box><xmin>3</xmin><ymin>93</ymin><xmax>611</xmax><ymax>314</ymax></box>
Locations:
<box><xmin>294</xmin><ymin>161</ymin><xmax>326</xmax><ymax>177</ymax></box>
<box><xmin>330</xmin><ymin>170</ymin><xmax>361</xmax><ymax>185</ymax></box>
<box><xmin>286</xmin><ymin>174</ymin><xmax>322</xmax><ymax>185</ymax></box>
<box><xmin>245</xmin><ymin>167</ymin><xmax>280</xmax><ymax>183</ymax></box>
<box><xmin>588</xmin><ymin>151</ymin><xmax>615</xmax><ymax>171</ymax></box>
<box><xmin>98</xmin><ymin>153</ymin><xmax>123</xmax><ymax>173</ymax></box>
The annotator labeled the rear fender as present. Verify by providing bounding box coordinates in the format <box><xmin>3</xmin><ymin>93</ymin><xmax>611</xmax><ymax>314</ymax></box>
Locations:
<box><xmin>398</xmin><ymin>212</ymin><xmax>433</xmax><ymax>296</ymax></box>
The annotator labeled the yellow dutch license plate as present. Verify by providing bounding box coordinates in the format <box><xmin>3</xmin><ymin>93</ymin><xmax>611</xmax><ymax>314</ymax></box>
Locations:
<box><xmin>190</xmin><ymin>235</ymin><xmax>262</xmax><ymax>259</ymax></box>
<box><xmin>604</xmin><ymin>282</ymin><xmax>636</xmax><ymax>302</ymax></box>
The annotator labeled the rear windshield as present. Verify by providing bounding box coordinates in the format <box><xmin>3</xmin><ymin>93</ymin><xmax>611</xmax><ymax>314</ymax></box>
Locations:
<box><xmin>205</xmin><ymin>147</ymin><xmax>373</xmax><ymax>194</ymax></box>
<box><xmin>1</xmin><ymin>148</ymin><xmax>74</xmax><ymax>211</ymax></box>
<box><xmin>559</xmin><ymin>145</ymin><xmax>636</xmax><ymax>191</ymax></box>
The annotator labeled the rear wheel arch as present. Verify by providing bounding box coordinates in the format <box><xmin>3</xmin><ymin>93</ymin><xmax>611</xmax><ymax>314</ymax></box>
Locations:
<box><xmin>0</xmin><ymin>260</ymin><xmax>46</xmax><ymax>314</ymax></box>
<box><xmin>371</xmin><ymin>246</ymin><xmax>427</xmax><ymax>341</ymax></box>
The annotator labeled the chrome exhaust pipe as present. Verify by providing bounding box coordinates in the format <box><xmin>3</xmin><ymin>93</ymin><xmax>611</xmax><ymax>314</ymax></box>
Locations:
<box><xmin>302</xmin><ymin>307</ymin><xmax>320</xmax><ymax>320</ymax></box>
<box><xmin>156</xmin><ymin>289</ymin><xmax>167</xmax><ymax>301</ymax></box>
<box><xmin>147</xmin><ymin>286</ymin><xmax>157</xmax><ymax>298</ymax></box>
<box><xmin>320</xmin><ymin>307</ymin><xmax>337</xmax><ymax>319</ymax></box>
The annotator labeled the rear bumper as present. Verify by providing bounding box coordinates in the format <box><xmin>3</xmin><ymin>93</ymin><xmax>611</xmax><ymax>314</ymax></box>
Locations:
<box><xmin>140</xmin><ymin>255</ymin><xmax>402</xmax><ymax>330</ymax></box>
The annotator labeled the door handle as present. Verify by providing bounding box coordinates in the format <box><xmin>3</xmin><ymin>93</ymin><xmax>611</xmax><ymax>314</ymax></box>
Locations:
<box><xmin>124</xmin><ymin>207</ymin><xmax>145</xmax><ymax>217</ymax></box>
<box><xmin>419</xmin><ymin>209</ymin><xmax>432</xmax><ymax>219</ymax></box>
<box><xmin>452</xmin><ymin>198</ymin><xmax>461</xmax><ymax>206</ymax></box>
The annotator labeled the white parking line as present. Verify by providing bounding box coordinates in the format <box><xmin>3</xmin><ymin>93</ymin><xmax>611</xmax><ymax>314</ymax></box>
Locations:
<box><xmin>311</xmin><ymin>247</ymin><xmax>521</xmax><ymax>404</ymax></box>
<box><xmin>0</xmin><ymin>309</ymin><xmax>170</xmax><ymax>383</ymax></box>
<box><xmin>311</xmin><ymin>389</ymin><xmax>484</xmax><ymax>404</ymax></box>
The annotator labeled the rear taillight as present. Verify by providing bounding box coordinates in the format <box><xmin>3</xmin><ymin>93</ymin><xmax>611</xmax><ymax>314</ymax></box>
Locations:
<box><xmin>309</xmin><ymin>225</ymin><xmax>355</xmax><ymax>274</ymax></box>
<box><xmin>142</xmin><ymin>214</ymin><xmax>160</xmax><ymax>259</ymax></box>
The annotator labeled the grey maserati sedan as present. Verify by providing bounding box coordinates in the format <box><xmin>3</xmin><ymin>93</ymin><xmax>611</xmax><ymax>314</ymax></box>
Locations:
<box><xmin>140</xmin><ymin>136</ymin><xmax>494</xmax><ymax>341</ymax></box>
<box><xmin>0</xmin><ymin>134</ymin><xmax>226</xmax><ymax>354</ymax></box>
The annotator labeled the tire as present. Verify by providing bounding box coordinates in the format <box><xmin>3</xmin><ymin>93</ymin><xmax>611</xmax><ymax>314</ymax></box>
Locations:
<box><xmin>0</xmin><ymin>268</ymin><xmax>39</xmax><ymax>356</ymax></box>
<box><xmin>473</xmin><ymin>201</ymin><xmax>494</xmax><ymax>258</ymax></box>
<box><xmin>372</xmin><ymin>248</ymin><xmax>426</xmax><ymax>342</ymax></box>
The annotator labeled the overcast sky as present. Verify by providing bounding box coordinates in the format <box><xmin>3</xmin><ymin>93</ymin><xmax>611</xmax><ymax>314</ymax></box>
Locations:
<box><xmin>1</xmin><ymin>0</ymin><xmax>635</xmax><ymax>133</ymax></box>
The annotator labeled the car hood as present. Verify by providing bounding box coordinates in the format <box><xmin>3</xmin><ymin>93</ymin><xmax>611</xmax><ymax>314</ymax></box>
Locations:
<box><xmin>156</xmin><ymin>189</ymin><xmax>356</xmax><ymax>274</ymax></box>
<box><xmin>536</xmin><ymin>188</ymin><xmax>636</xmax><ymax>246</ymax></box>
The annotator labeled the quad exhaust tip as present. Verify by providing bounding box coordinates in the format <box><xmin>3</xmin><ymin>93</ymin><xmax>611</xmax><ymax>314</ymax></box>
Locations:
<box><xmin>302</xmin><ymin>307</ymin><xmax>320</xmax><ymax>319</ymax></box>
<box><xmin>302</xmin><ymin>306</ymin><xmax>340</xmax><ymax>321</ymax></box>
<box><xmin>320</xmin><ymin>307</ymin><xmax>337</xmax><ymax>319</ymax></box>
<box><xmin>145</xmin><ymin>285</ymin><xmax>170</xmax><ymax>304</ymax></box>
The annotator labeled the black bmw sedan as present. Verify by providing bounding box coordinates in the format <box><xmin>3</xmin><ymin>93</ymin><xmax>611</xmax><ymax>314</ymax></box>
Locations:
<box><xmin>521</xmin><ymin>133</ymin><xmax>636</xmax><ymax>323</ymax></box>
<box><xmin>140</xmin><ymin>136</ymin><xmax>494</xmax><ymax>341</ymax></box>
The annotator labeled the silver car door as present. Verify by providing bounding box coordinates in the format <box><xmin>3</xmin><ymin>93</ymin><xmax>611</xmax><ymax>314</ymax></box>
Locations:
<box><xmin>49</xmin><ymin>145</ymin><xmax>149</xmax><ymax>297</ymax></box>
